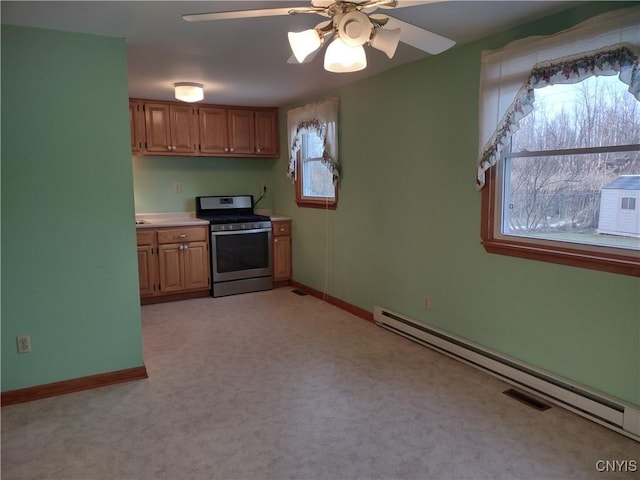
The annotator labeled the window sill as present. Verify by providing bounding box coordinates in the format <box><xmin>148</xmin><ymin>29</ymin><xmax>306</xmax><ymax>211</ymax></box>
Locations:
<box><xmin>481</xmin><ymin>238</ymin><xmax>640</xmax><ymax>276</ymax></box>
<box><xmin>295</xmin><ymin>199</ymin><xmax>337</xmax><ymax>210</ymax></box>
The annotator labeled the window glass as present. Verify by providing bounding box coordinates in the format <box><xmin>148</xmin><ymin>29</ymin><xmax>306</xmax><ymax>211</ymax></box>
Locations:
<box><xmin>301</xmin><ymin>131</ymin><xmax>334</xmax><ymax>198</ymax></box>
<box><xmin>622</xmin><ymin>197</ymin><xmax>636</xmax><ymax>210</ymax></box>
<box><xmin>513</xmin><ymin>76</ymin><xmax>640</xmax><ymax>150</ymax></box>
<box><xmin>501</xmin><ymin>76</ymin><xmax>640</xmax><ymax>251</ymax></box>
<box><xmin>296</xmin><ymin>130</ymin><xmax>337</xmax><ymax>208</ymax></box>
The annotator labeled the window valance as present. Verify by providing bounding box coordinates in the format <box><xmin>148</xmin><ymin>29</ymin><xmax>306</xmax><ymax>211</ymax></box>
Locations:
<box><xmin>476</xmin><ymin>5</ymin><xmax>640</xmax><ymax>189</ymax></box>
<box><xmin>287</xmin><ymin>97</ymin><xmax>340</xmax><ymax>186</ymax></box>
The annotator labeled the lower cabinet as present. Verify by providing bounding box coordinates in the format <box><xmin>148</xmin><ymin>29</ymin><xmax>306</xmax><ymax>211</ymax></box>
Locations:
<box><xmin>136</xmin><ymin>230</ymin><xmax>157</xmax><ymax>297</ymax></box>
<box><xmin>158</xmin><ymin>242</ymin><xmax>209</xmax><ymax>293</ymax></box>
<box><xmin>137</xmin><ymin>221</ymin><xmax>291</xmax><ymax>300</ymax></box>
<box><xmin>137</xmin><ymin>226</ymin><xmax>210</xmax><ymax>303</ymax></box>
<box><xmin>272</xmin><ymin>219</ymin><xmax>292</xmax><ymax>284</ymax></box>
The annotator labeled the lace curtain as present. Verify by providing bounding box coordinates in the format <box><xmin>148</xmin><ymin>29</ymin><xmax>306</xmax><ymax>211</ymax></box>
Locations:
<box><xmin>476</xmin><ymin>5</ymin><xmax>640</xmax><ymax>189</ymax></box>
<box><xmin>287</xmin><ymin>97</ymin><xmax>340</xmax><ymax>186</ymax></box>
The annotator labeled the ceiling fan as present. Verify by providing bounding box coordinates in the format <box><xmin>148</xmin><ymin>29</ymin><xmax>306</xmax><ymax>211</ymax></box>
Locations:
<box><xmin>182</xmin><ymin>0</ymin><xmax>456</xmax><ymax>73</ymax></box>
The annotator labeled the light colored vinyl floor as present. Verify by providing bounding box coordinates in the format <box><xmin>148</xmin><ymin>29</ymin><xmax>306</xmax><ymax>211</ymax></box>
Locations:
<box><xmin>2</xmin><ymin>287</ymin><xmax>638</xmax><ymax>480</ymax></box>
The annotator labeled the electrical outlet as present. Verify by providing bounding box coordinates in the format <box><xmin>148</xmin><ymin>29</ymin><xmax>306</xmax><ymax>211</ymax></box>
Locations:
<box><xmin>261</xmin><ymin>182</ymin><xmax>267</xmax><ymax>194</ymax></box>
<box><xmin>424</xmin><ymin>296</ymin><xmax>431</xmax><ymax>310</ymax></box>
<box><xmin>17</xmin><ymin>335</ymin><xmax>31</xmax><ymax>354</ymax></box>
<box><xmin>173</xmin><ymin>182</ymin><xmax>182</xmax><ymax>193</ymax></box>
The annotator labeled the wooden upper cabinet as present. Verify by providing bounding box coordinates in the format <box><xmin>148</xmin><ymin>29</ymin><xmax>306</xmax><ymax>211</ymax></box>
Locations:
<box><xmin>129</xmin><ymin>100</ymin><xmax>146</xmax><ymax>154</ymax></box>
<box><xmin>170</xmin><ymin>105</ymin><xmax>199</xmax><ymax>154</ymax></box>
<box><xmin>228</xmin><ymin>109</ymin><xmax>255</xmax><ymax>155</ymax></box>
<box><xmin>144</xmin><ymin>102</ymin><xmax>198</xmax><ymax>154</ymax></box>
<box><xmin>144</xmin><ymin>103</ymin><xmax>172</xmax><ymax>153</ymax></box>
<box><xmin>199</xmin><ymin>107</ymin><xmax>229</xmax><ymax>154</ymax></box>
<box><xmin>131</xmin><ymin>99</ymin><xmax>279</xmax><ymax>158</ymax></box>
<box><xmin>255</xmin><ymin>110</ymin><xmax>279</xmax><ymax>156</ymax></box>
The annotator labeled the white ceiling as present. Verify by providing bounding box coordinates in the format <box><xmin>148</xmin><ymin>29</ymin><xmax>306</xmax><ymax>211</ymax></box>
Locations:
<box><xmin>2</xmin><ymin>1</ymin><xmax>582</xmax><ymax>107</ymax></box>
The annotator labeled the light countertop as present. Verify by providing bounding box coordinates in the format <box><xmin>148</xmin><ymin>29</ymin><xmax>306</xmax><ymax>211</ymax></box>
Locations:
<box><xmin>135</xmin><ymin>212</ymin><xmax>209</xmax><ymax>229</ymax></box>
<box><xmin>135</xmin><ymin>212</ymin><xmax>291</xmax><ymax>228</ymax></box>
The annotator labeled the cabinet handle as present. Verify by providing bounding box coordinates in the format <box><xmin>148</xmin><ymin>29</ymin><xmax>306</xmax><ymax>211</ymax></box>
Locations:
<box><xmin>167</xmin><ymin>146</ymin><xmax>172</xmax><ymax>151</ymax></box>
<box><xmin>279</xmin><ymin>228</ymin><xmax>286</xmax><ymax>232</ymax></box>
<box><xmin>179</xmin><ymin>244</ymin><xmax>184</xmax><ymax>251</ymax></box>
<box><xmin>178</xmin><ymin>234</ymin><xmax>188</xmax><ymax>238</ymax></box>
<box><xmin>184</xmin><ymin>244</ymin><xmax>189</xmax><ymax>251</ymax></box>
<box><xmin>274</xmin><ymin>238</ymin><xmax>278</xmax><ymax>243</ymax></box>
<box><xmin>224</xmin><ymin>147</ymin><xmax>229</xmax><ymax>152</ymax></box>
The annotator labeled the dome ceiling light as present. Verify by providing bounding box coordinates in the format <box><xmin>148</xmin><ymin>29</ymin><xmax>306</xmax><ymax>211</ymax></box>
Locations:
<box><xmin>174</xmin><ymin>82</ymin><xmax>204</xmax><ymax>103</ymax></box>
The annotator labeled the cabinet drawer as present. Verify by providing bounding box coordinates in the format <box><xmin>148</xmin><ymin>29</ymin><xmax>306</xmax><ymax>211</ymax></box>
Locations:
<box><xmin>272</xmin><ymin>221</ymin><xmax>291</xmax><ymax>236</ymax></box>
<box><xmin>136</xmin><ymin>230</ymin><xmax>156</xmax><ymax>246</ymax></box>
<box><xmin>157</xmin><ymin>226</ymin><xmax>207</xmax><ymax>244</ymax></box>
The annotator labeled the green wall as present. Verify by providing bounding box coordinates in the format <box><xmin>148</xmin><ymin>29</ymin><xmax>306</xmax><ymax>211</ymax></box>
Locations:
<box><xmin>3</xmin><ymin>3</ymin><xmax>636</xmax><ymax>407</ymax></box>
<box><xmin>1</xmin><ymin>26</ymin><xmax>144</xmax><ymax>391</ymax></box>
<box><xmin>132</xmin><ymin>155</ymin><xmax>274</xmax><ymax>213</ymax></box>
<box><xmin>271</xmin><ymin>2</ymin><xmax>640</xmax><ymax>405</ymax></box>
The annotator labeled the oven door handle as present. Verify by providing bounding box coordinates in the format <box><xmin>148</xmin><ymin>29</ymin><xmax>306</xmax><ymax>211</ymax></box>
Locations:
<box><xmin>211</xmin><ymin>227</ymin><xmax>272</xmax><ymax>236</ymax></box>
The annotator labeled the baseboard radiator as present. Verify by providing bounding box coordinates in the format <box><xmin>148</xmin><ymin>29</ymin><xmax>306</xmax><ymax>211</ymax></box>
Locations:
<box><xmin>374</xmin><ymin>306</ymin><xmax>640</xmax><ymax>442</ymax></box>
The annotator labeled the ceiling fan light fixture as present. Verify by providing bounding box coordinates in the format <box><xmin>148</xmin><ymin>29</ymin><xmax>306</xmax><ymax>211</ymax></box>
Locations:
<box><xmin>288</xmin><ymin>29</ymin><xmax>322</xmax><ymax>63</ymax></box>
<box><xmin>370</xmin><ymin>27</ymin><xmax>401</xmax><ymax>58</ymax></box>
<box><xmin>174</xmin><ymin>82</ymin><xmax>204</xmax><ymax>102</ymax></box>
<box><xmin>324</xmin><ymin>37</ymin><xmax>367</xmax><ymax>73</ymax></box>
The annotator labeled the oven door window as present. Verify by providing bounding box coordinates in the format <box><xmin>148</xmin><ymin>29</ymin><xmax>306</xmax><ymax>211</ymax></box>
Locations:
<box><xmin>214</xmin><ymin>231</ymin><xmax>270</xmax><ymax>274</ymax></box>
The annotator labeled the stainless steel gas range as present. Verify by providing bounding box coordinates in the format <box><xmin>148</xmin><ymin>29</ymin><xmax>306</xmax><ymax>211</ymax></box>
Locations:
<box><xmin>196</xmin><ymin>195</ymin><xmax>272</xmax><ymax>297</ymax></box>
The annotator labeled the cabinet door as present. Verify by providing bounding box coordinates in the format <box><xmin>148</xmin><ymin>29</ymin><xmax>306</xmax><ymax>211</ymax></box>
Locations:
<box><xmin>228</xmin><ymin>109</ymin><xmax>255</xmax><ymax>154</ymax></box>
<box><xmin>170</xmin><ymin>105</ymin><xmax>199</xmax><ymax>154</ymax></box>
<box><xmin>183</xmin><ymin>242</ymin><xmax>210</xmax><ymax>290</ymax></box>
<box><xmin>129</xmin><ymin>100</ymin><xmax>146</xmax><ymax>154</ymax></box>
<box><xmin>137</xmin><ymin>245</ymin><xmax>156</xmax><ymax>296</ymax></box>
<box><xmin>255</xmin><ymin>110</ymin><xmax>279</xmax><ymax>156</ymax></box>
<box><xmin>158</xmin><ymin>244</ymin><xmax>185</xmax><ymax>293</ymax></box>
<box><xmin>199</xmin><ymin>107</ymin><xmax>229</xmax><ymax>154</ymax></box>
<box><xmin>273</xmin><ymin>235</ymin><xmax>292</xmax><ymax>281</ymax></box>
<box><xmin>144</xmin><ymin>103</ymin><xmax>173</xmax><ymax>153</ymax></box>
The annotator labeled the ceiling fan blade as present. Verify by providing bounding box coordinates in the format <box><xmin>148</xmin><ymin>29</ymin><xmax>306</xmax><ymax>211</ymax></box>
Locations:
<box><xmin>182</xmin><ymin>7</ymin><xmax>294</xmax><ymax>22</ymax></box>
<box><xmin>287</xmin><ymin>48</ymin><xmax>321</xmax><ymax>64</ymax></box>
<box><xmin>379</xmin><ymin>0</ymin><xmax>447</xmax><ymax>9</ymax></box>
<box><xmin>384</xmin><ymin>17</ymin><xmax>455</xmax><ymax>55</ymax></box>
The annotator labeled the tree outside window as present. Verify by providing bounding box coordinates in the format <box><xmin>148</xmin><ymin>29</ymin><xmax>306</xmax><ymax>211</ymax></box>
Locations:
<box><xmin>296</xmin><ymin>130</ymin><xmax>337</xmax><ymax>208</ymax></box>
<box><xmin>501</xmin><ymin>75</ymin><xmax>640</xmax><ymax>251</ymax></box>
<box><xmin>287</xmin><ymin>98</ymin><xmax>340</xmax><ymax>210</ymax></box>
<box><xmin>477</xmin><ymin>18</ymin><xmax>640</xmax><ymax>277</ymax></box>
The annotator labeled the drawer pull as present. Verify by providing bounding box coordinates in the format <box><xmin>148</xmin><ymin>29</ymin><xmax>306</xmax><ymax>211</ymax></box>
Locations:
<box><xmin>178</xmin><ymin>234</ymin><xmax>188</xmax><ymax>238</ymax></box>
<box><xmin>279</xmin><ymin>228</ymin><xmax>286</xmax><ymax>232</ymax></box>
